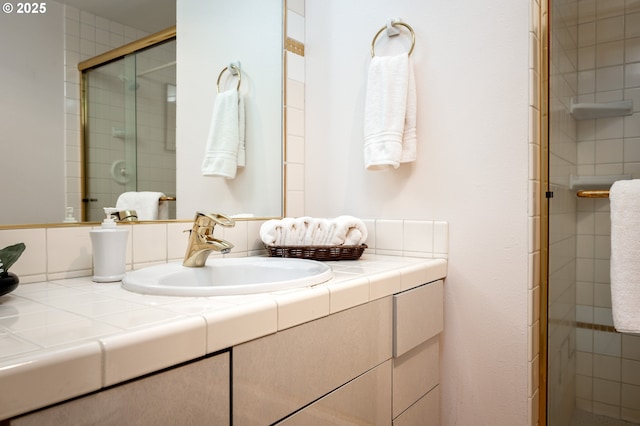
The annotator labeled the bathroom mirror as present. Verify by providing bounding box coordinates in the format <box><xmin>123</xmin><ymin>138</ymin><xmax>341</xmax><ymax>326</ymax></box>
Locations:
<box><xmin>0</xmin><ymin>0</ymin><xmax>283</xmax><ymax>227</ymax></box>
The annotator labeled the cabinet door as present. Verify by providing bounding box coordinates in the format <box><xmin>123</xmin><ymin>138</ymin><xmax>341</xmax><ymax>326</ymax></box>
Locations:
<box><xmin>11</xmin><ymin>352</ymin><xmax>230</xmax><ymax>426</ymax></box>
<box><xmin>233</xmin><ymin>297</ymin><xmax>393</xmax><ymax>425</ymax></box>
<box><xmin>276</xmin><ymin>360</ymin><xmax>392</xmax><ymax>426</ymax></box>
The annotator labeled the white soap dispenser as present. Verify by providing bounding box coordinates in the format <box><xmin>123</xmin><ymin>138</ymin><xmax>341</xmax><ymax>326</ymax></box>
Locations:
<box><xmin>90</xmin><ymin>208</ymin><xmax>129</xmax><ymax>282</ymax></box>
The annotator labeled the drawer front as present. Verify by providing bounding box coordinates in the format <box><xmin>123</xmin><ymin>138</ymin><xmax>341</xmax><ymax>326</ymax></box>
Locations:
<box><xmin>11</xmin><ymin>353</ymin><xmax>230</xmax><ymax>426</ymax></box>
<box><xmin>233</xmin><ymin>296</ymin><xmax>393</xmax><ymax>426</ymax></box>
<box><xmin>393</xmin><ymin>385</ymin><xmax>440</xmax><ymax>426</ymax></box>
<box><xmin>276</xmin><ymin>360</ymin><xmax>392</xmax><ymax>426</ymax></box>
<box><xmin>393</xmin><ymin>280</ymin><xmax>443</xmax><ymax>358</ymax></box>
<box><xmin>393</xmin><ymin>336</ymin><xmax>439</xmax><ymax>418</ymax></box>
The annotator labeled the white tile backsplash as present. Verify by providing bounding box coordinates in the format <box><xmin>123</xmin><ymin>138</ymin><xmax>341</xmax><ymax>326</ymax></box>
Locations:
<box><xmin>46</xmin><ymin>227</ymin><xmax>93</xmax><ymax>276</ymax></box>
<box><xmin>375</xmin><ymin>220</ymin><xmax>403</xmax><ymax>255</ymax></box>
<box><xmin>0</xmin><ymin>217</ymin><xmax>448</xmax><ymax>286</ymax></box>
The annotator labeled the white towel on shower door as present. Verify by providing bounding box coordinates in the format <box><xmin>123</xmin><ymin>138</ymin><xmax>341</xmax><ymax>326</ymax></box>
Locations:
<box><xmin>609</xmin><ymin>179</ymin><xmax>640</xmax><ymax>334</ymax></box>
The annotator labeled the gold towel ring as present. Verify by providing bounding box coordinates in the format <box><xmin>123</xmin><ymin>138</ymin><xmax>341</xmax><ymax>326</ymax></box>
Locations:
<box><xmin>370</xmin><ymin>21</ymin><xmax>415</xmax><ymax>58</ymax></box>
<box><xmin>216</xmin><ymin>64</ymin><xmax>242</xmax><ymax>92</ymax></box>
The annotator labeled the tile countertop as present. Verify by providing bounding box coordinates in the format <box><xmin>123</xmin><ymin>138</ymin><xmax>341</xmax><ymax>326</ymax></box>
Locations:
<box><xmin>0</xmin><ymin>254</ymin><xmax>447</xmax><ymax>420</ymax></box>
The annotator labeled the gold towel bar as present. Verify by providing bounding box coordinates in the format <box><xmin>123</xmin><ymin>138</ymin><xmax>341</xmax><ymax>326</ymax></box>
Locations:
<box><xmin>159</xmin><ymin>196</ymin><xmax>176</xmax><ymax>202</ymax></box>
<box><xmin>216</xmin><ymin>64</ymin><xmax>242</xmax><ymax>92</ymax></box>
<box><xmin>576</xmin><ymin>190</ymin><xmax>609</xmax><ymax>198</ymax></box>
<box><xmin>370</xmin><ymin>21</ymin><xmax>415</xmax><ymax>58</ymax></box>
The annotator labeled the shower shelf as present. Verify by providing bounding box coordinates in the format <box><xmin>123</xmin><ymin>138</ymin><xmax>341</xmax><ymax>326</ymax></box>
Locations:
<box><xmin>569</xmin><ymin>174</ymin><xmax>631</xmax><ymax>190</ymax></box>
<box><xmin>570</xmin><ymin>99</ymin><xmax>633</xmax><ymax>120</ymax></box>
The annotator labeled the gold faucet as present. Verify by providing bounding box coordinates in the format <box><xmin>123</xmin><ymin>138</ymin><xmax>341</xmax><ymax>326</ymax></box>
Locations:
<box><xmin>183</xmin><ymin>212</ymin><xmax>235</xmax><ymax>267</ymax></box>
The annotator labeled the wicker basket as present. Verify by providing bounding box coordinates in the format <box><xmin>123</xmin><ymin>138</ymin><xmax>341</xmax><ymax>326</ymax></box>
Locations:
<box><xmin>264</xmin><ymin>244</ymin><xmax>367</xmax><ymax>261</ymax></box>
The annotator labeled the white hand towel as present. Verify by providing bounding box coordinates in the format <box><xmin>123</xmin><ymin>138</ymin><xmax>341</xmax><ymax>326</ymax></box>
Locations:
<box><xmin>610</xmin><ymin>179</ymin><xmax>640</xmax><ymax>334</ymax></box>
<box><xmin>115</xmin><ymin>191</ymin><xmax>167</xmax><ymax>220</ymax></box>
<box><xmin>364</xmin><ymin>52</ymin><xmax>417</xmax><ymax>170</ymax></box>
<box><xmin>237</xmin><ymin>95</ymin><xmax>246</xmax><ymax>168</ymax></box>
<box><xmin>201</xmin><ymin>89</ymin><xmax>245</xmax><ymax>178</ymax></box>
<box><xmin>400</xmin><ymin>59</ymin><xmax>417</xmax><ymax>164</ymax></box>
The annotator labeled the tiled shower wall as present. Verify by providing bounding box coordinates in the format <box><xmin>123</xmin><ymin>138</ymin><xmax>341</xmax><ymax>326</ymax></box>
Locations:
<box><xmin>573</xmin><ymin>0</ymin><xmax>640</xmax><ymax>421</ymax></box>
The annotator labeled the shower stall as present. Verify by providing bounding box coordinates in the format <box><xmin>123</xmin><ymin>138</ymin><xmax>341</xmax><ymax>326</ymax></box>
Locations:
<box><xmin>81</xmin><ymin>36</ymin><xmax>177</xmax><ymax>222</ymax></box>
<box><xmin>547</xmin><ymin>0</ymin><xmax>640</xmax><ymax>425</ymax></box>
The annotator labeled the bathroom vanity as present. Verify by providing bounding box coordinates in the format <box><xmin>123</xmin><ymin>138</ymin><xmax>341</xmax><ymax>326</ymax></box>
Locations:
<box><xmin>0</xmin><ymin>255</ymin><xmax>446</xmax><ymax>425</ymax></box>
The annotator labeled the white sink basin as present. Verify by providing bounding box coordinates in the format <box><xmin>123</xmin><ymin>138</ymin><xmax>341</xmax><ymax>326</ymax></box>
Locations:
<box><xmin>121</xmin><ymin>257</ymin><xmax>333</xmax><ymax>296</ymax></box>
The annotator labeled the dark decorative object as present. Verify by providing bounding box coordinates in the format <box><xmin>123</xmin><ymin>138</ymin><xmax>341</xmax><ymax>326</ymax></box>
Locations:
<box><xmin>0</xmin><ymin>272</ymin><xmax>19</xmax><ymax>297</ymax></box>
<box><xmin>0</xmin><ymin>242</ymin><xmax>26</xmax><ymax>297</ymax></box>
<box><xmin>264</xmin><ymin>244</ymin><xmax>367</xmax><ymax>261</ymax></box>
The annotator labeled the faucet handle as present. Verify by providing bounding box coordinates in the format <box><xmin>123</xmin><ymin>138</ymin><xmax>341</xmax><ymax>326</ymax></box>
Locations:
<box><xmin>194</xmin><ymin>212</ymin><xmax>235</xmax><ymax>228</ymax></box>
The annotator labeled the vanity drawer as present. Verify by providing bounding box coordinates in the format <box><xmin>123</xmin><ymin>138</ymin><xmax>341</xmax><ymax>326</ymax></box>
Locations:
<box><xmin>393</xmin><ymin>385</ymin><xmax>440</xmax><ymax>426</ymax></box>
<box><xmin>276</xmin><ymin>360</ymin><xmax>392</xmax><ymax>425</ymax></box>
<box><xmin>233</xmin><ymin>296</ymin><xmax>393</xmax><ymax>426</ymax></box>
<box><xmin>393</xmin><ymin>336</ymin><xmax>439</xmax><ymax>419</ymax></box>
<box><xmin>393</xmin><ymin>280</ymin><xmax>443</xmax><ymax>358</ymax></box>
<box><xmin>10</xmin><ymin>352</ymin><xmax>230</xmax><ymax>426</ymax></box>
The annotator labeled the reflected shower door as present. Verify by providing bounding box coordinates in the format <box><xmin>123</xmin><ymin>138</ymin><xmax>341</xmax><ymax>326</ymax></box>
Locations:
<box><xmin>82</xmin><ymin>39</ymin><xmax>176</xmax><ymax>221</ymax></box>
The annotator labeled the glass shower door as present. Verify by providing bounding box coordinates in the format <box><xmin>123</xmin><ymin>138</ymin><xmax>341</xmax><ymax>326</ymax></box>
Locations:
<box><xmin>546</xmin><ymin>0</ymin><xmax>640</xmax><ymax>424</ymax></box>
<box><xmin>83</xmin><ymin>57</ymin><xmax>135</xmax><ymax>221</ymax></box>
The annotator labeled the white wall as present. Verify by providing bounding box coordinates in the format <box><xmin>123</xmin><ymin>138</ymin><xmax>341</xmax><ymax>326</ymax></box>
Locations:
<box><xmin>0</xmin><ymin>3</ymin><xmax>65</xmax><ymax>224</ymax></box>
<box><xmin>176</xmin><ymin>0</ymin><xmax>283</xmax><ymax>219</ymax></box>
<box><xmin>305</xmin><ymin>1</ymin><xmax>531</xmax><ymax>424</ymax></box>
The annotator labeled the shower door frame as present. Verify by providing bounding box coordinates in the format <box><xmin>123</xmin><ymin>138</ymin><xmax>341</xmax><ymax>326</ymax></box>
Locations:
<box><xmin>540</xmin><ymin>0</ymin><xmax>550</xmax><ymax>424</ymax></box>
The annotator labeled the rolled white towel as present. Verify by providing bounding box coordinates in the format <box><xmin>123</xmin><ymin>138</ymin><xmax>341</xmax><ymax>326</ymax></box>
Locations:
<box><xmin>282</xmin><ymin>217</ymin><xmax>311</xmax><ymax>245</ymax></box>
<box><xmin>330</xmin><ymin>215</ymin><xmax>368</xmax><ymax>246</ymax></box>
<box><xmin>260</xmin><ymin>216</ymin><xmax>368</xmax><ymax>246</ymax></box>
<box><xmin>261</xmin><ymin>217</ymin><xmax>312</xmax><ymax>245</ymax></box>
<box><xmin>303</xmin><ymin>218</ymin><xmax>324</xmax><ymax>245</ymax></box>
<box><xmin>260</xmin><ymin>219</ymin><xmax>282</xmax><ymax>246</ymax></box>
<box><xmin>344</xmin><ymin>228</ymin><xmax>366</xmax><ymax>246</ymax></box>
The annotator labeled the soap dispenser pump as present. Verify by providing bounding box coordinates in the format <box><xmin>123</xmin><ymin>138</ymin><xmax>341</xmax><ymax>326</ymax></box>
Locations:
<box><xmin>90</xmin><ymin>207</ymin><xmax>129</xmax><ymax>282</ymax></box>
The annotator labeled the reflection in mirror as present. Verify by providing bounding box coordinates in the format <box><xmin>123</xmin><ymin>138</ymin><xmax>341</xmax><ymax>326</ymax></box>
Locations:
<box><xmin>0</xmin><ymin>0</ymin><xmax>175</xmax><ymax>226</ymax></box>
<box><xmin>82</xmin><ymin>38</ymin><xmax>177</xmax><ymax>222</ymax></box>
<box><xmin>176</xmin><ymin>0</ymin><xmax>283</xmax><ymax>219</ymax></box>
<box><xmin>0</xmin><ymin>0</ymin><xmax>284</xmax><ymax>227</ymax></box>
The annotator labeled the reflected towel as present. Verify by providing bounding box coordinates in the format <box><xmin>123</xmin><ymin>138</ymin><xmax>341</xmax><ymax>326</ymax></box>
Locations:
<box><xmin>610</xmin><ymin>179</ymin><xmax>640</xmax><ymax>334</ymax></box>
<box><xmin>364</xmin><ymin>52</ymin><xmax>417</xmax><ymax>170</ymax></box>
<box><xmin>201</xmin><ymin>89</ymin><xmax>245</xmax><ymax>178</ymax></box>
<box><xmin>116</xmin><ymin>191</ymin><xmax>168</xmax><ymax>220</ymax></box>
